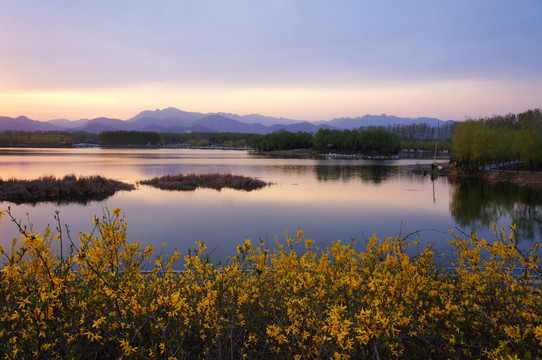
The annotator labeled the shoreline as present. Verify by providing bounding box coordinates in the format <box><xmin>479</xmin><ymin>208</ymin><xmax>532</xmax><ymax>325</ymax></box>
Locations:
<box><xmin>448</xmin><ymin>168</ymin><xmax>542</xmax><ymax>192</ymax></box>
<box><xmin>425</xmin><ymin>166</ymin><xmax>542</xmax><ymax>192</ymax></box>
<box><xmin>256</xmin><ymin>149</ymin><xmax>404</xmax><ymax>160</ymax></box>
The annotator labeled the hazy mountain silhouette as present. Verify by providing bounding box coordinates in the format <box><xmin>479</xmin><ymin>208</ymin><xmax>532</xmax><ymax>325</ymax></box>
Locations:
<box><xmin>213</xmin><ymin>112</ymin><xmax>301</xmax><ymax>126</ymax></box>
<box><xmin>0</xmin><ymin>116</ymin><xmax>62</xmax><ymax>132</ymax></box>
<box><xmin>129</xmin><ymin>107</ymin><xmax>204</xmax><ymax>124</ymax></box>
<box><xmin>76</xmin><ymin>117</ymin><xmax>129</xmax><ymax>133</ymax></box>
<box><xmin>48</xmin><ymin>118</ymin><xmax>90</xmax><ymax>128</ymax></box>
<box><xmin>195</xmin><ymin>115</ymin><xmax>268</xmax><ymax>133</ymax></box>
<box><xmin>322</xmin><ymin>114</ymin><xmax>447</xmax><ymax>128</ymax></box>
<box><xmin>0</xmin><ymin>107</ymin><xmax>452</xmax><ymax>134</ymax></box>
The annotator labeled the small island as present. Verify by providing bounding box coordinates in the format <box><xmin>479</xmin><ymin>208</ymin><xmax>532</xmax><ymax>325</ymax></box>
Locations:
<box><xmin>0</xmin><ymin>175</ymin><xmax>135</xmax><ymax>204</ymax></box>
<box><xmin>139</xmin><ymin>173</ymin><xmax>270</xmax><ymax>191</ymax></box>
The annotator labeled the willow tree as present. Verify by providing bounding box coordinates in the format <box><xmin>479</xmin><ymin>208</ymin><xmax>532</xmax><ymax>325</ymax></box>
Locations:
<box><xmin>517</xmin><ymin>109</ymin><xmax>542</xmax><ymax>169</ymax></box>
<box><xmin>452</xmin><ymin>120</ymin><xmax>478</xmax><ymax>165</ymax></box>
<box><xmin>452</xmin><ymin>109</ymin><xmax>542</xmax><ymax>170</ymax></box>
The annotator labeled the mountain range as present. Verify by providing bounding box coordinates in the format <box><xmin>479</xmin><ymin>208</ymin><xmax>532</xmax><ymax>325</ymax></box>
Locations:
<box><xmin>0</xmin><ymin>107</ymin><xmax>453</xmax><ymax>134</ymax></box>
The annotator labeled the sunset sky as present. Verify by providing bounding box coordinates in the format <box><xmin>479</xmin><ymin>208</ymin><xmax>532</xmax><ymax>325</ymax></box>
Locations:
<box><xmin>1</xmin><ymin>1</ymin><xmax>541</xmax><ymax>122</ymax></box>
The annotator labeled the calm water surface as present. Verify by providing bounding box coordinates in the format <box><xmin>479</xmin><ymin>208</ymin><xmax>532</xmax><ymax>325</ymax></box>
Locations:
<box><xmin>1</xmin><ymin>148</ymin><xmax>540</xmax><ymax>265</ymax></box>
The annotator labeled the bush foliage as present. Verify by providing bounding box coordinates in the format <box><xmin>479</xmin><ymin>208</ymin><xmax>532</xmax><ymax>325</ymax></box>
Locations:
<box><xmin>0</xmin><ymin>209</ymin><xmax>541</xmax><ymax>359</ymax></box>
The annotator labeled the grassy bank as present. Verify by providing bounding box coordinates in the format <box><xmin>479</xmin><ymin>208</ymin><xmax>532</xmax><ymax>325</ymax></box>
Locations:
<box><xmin>140</xmin><ymin>173</ymin><xmax>270</xmax><ymax>191</ymax></box>
<box><xmin>0</xmin><ymin>175</ymin><xmax>135</xmax><ymax>203</ymax></box>
<box><xmin>0</xmin><ymin>209</ymin><xmax>541</xmax><ymax>359</ymax></box>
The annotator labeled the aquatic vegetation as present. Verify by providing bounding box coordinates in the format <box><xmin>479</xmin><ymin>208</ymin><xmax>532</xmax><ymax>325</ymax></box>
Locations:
<box><xmin>0</xmin><ymin>209</ymin><xmax>540</xmax><ymax>359</ymax></box>
<box><xmin>0</xmin><ymin>175</ymin><xmax>135</xmax><ymax>203</ymax></box>
<box><xmin>140</xmin><ymin>173</ymin><xmax>270</xmax><ymax>191</ymax></box>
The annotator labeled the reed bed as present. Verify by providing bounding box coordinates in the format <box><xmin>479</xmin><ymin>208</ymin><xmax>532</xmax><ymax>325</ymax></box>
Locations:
<box><xmin>140</xmin><ymin>173</ymin><xmax>270</xmax><ymax>191</ymax></box>
<box><xmin>0</xmin><ymin>174</ymin><xmax>135</xmax><ymax>203</ymax></box>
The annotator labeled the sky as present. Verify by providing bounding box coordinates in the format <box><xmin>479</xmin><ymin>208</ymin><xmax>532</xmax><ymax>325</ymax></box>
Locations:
<box><xmin>1</xmin><ymin>0</ymin><xmax>541</xmax><ymax>122</ymax></box>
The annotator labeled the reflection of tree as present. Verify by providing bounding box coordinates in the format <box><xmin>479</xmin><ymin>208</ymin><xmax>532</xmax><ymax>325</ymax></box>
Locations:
<box><xmin>314</xmin><ymin>165</ymin><xmax>397</xmax><ymax>184</ymax></box>
<box><xmin>449</xmin><ymin>180</ymin><xmax>542</xmax><ymax>240</ymax></box>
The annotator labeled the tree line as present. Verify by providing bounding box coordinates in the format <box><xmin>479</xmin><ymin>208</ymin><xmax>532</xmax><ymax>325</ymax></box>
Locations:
<box><xmin>246</xmin><ymin>124</ymin><xmax>457</xmax><ymax>154</ymax></box>
<box><xmin>160</xmin><ymin>132</ymin><xmax>250</xmax><ymax>148</ymax></box>
<box><xmin>0</xmin><ymin>131</ymin><xmax>98</xmax><ymax>146</ymax></box>
<box><xmin>0</xmin><ymin>130</ymin><xmax>253</xmax><ymax>148</ymax></box>
<box><xmin>386</xmin><ymin>121</ymin><xmax>457</xmax><ymax>141</ymax></box>
<box><xmin>387</xmin><ymin>122</ymin><xmax>456</xmax><ymax>153</ymax></box>
<box><xmin>452</xmin><ymin>109</ymin><xmax>542</xmax><ymax>170</ymax></box>
<box><xmin>0</xmin><ymin>122</ymin><xmax>455</xmax><ymax>154</ymax></box>
<box><xmin>99</xmin><ymin>131</ymin><xmax>161</xmax><ymax>146</ymax></box>
<box><xmin>247</xmin><ymin>128</ymin><xmax>403</xmax><ymax>154</ymax></box>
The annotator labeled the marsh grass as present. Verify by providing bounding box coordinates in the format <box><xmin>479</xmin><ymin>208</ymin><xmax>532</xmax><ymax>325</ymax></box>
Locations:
<box><xmin>0</xmin><ymin>175</ymin><xmax>135</xmax><ymax>203</ymax></box>
<box><xmin>139</xmin><ymin>172</ymin><xmax>270</xmax><ymax>191</ymax></box>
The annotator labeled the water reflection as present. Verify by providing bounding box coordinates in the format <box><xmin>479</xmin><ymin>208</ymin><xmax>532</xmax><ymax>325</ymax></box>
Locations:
<box><xmin>5</xmin><ymin>195</ymin><xmax>119</xmax><ymax>206</ymax></box>
<box><xmin>314</xmin><ymin>165</ymin><xmax>398</xmax><ymax>183</ymax></box>
<box><xmin>1</xmin><ymin>148</ymin><xmax>541</xmax><ymax>265</ymax></box>
<box><xmin>450</xmin><ymin>180</ymin><xmax>542</xmax><ymax>241</ymax></box>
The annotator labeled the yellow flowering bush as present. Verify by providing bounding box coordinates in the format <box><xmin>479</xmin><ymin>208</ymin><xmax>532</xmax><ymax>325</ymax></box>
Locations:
<box><xmin>0</xmin><ymin>208</ymin><xmax>541</xmax><ymax>359</ymax></box>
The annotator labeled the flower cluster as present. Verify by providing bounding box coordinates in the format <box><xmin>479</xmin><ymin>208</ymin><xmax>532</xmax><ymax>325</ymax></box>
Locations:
<box><xmin>0</xmin><ymin>208</ymin><xmax>541</xmax><ymax>359</ymax></box>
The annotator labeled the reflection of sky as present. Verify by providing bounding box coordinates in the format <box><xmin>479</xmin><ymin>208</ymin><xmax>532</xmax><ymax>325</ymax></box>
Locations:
<box><xmin>1</xmin><ymin>148</ymin><xmax>534</xmax><ymax>266</ymax></box>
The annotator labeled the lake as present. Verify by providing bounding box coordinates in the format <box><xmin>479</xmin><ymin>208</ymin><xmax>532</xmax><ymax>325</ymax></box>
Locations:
<box><xmin>1</xmin><ymin>147</ymin><xmax>541</xmax><ymax>267</ymax></box>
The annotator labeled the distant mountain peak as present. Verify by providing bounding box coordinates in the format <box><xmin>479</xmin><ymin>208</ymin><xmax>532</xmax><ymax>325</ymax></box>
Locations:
<box><xmin>129</xmin><ymin>107</ymin><xmax>204</xmax><ymax>122</ymax></box>
<box><xmin>1</xmin><ymin>108</ymin><xmax>451</xmax><ymax>134</ymax></box>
